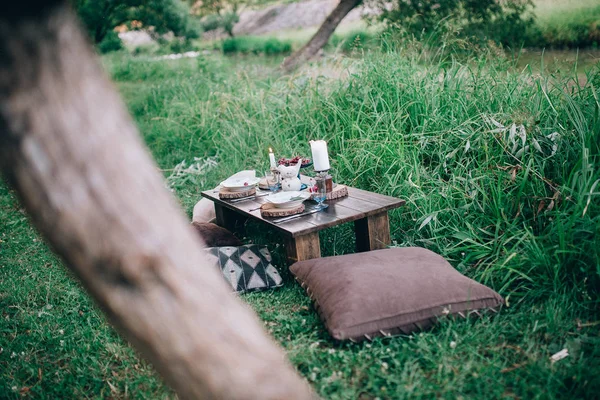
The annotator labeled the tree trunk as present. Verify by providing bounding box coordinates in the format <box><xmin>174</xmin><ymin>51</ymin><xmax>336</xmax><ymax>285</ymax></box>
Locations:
<box><xmin>0</xmin><ymin>3</ymin><xmax>314</xmax><ymax>400</ymax></box>
<box><xmin>281</xmin><ymin>0</ymin><xmax>362</xmax><ymax>72</ymax></box>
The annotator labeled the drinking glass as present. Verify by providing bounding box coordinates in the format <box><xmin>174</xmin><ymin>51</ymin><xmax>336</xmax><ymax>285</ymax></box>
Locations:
<box><xmin>264</xmin><ymin>171</ymin><xmax>279</xmax><ymax>193</ymax></box>
<box><xmin>314</xmin><ymin>174</ymin><xmax>328</xmax><ymax>210</ymax></box>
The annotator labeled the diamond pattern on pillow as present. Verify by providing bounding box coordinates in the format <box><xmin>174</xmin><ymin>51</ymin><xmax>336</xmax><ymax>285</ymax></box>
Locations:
<box><xmin>206</xmin><ymin>245</ymin><xmax>283</xmax><ymax>293</ymax></box>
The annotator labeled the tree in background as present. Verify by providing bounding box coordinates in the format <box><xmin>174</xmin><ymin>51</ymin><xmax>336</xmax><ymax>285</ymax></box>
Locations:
<box><xmin>73</xmin><ymin>0</ymin><xmax>200</xmax><ymax>46</ymax></box>
<box><xmin>374</xmin><ymin>0</ymin><xmax>535</xmax><ymax>47</ymax></box>
<box><xmin>282</xmin><ymin>0</ymin><xmax>362</xmax><ymax>71</ymax></box>
<box><xmin>282</xmin><ymin>0</ymin><xmax>534</xmax><ymax>71</ymax></box>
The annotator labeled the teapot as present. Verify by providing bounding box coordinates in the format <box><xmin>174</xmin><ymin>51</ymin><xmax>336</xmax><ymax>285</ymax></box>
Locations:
<box><xmin>277</xmin><ymin>161</ymin><xmax>302</xmax><ymax>191</ymax></box>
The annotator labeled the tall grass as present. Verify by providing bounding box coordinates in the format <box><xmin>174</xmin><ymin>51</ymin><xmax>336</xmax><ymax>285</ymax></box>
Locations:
<box><xmin>108</xmin><ymin>43</ymin><xmax>600</xmax><ymax>301</ymax></box>
<box><xmin>1</xmin><ymin>43</ymin><xmax>599</xmax><ymax>398</ymax></box>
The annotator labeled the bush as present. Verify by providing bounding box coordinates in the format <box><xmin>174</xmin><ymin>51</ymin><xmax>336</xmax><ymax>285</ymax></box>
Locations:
<box><xmin>201</xmin><ymin>14</ymin><xmax>222</xmax><ymax>32</ymax></box>
<box><xmin>377</xmin><ymin>0</ymin><xmax>535</xmax><ymax>47</ymax></box>
<box><xmin>74</xmin><ymin>0</ymin><xmax>199</xmax><ymax>43</ymax></box>
<box><xmin>200</xmin><ymin>12</ymin><xmax>240</xmax><ymax>36</ymax></box>
<box><xmin>98</xmin><ymin>30</ymin><xmax>123</xmax><ymax>53</ymax></box>
<box><xmin>168</xmin><ymin>38</ymin><xmax>198</xmax><ymax>54</ymax></box>
<box><xmin>222</xmin><ymin>36</ymin><xmax>292</xmax><ymax>55</ymax></box>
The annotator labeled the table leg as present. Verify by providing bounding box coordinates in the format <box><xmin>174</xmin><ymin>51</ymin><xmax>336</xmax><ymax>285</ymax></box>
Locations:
<box><xmin>285</xmin><ymin>232</ymin><xmax>321</xmax><ymax>264</ymax></box>
<box><xmin>214</xmin><ymin>203</ymin><xmax>245</xmax><ymax>232</ymax></box>
<box><xmin>355</xmin><ymin>211</ymin><xmax>391</xmax><ymax>252</ymax></box>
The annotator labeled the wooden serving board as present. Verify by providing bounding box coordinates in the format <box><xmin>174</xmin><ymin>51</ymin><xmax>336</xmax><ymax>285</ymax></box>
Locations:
<box><xmin>258</xmin><ymin>177</ymin><xmax>277</xmax><ymax>190</ymax></box>
<box><xmin>311</xmin><ymin>184</ymin><xmax>348</xmax><ymax>201</ymax></box>
<box><xmin>219</xmin><ymin>187</ymin><xmax>256</xmax><ymax>199</ymax></box>
<box><xmin>260</xmin><ymin>202</ymin><xmax>305</xmax><ymax>218</ymax></box>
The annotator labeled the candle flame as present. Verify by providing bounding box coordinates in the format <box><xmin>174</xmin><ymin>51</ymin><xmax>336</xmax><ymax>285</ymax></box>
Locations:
<box><xmin>269</xmin><ymin>147</ymin><xmax>273</xmax><ymax>152</ymax></box>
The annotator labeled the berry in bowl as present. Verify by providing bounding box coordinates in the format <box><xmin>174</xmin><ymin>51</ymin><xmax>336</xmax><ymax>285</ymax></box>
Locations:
<box><xmin>220</xmin><ymin>177</ymin><xmax>261</xmax><ymax>192</ymax></box>
<box><xmin>278</xmin><ymin>156</ymin><xmax>312</xmax><ymax>168</ymax></box>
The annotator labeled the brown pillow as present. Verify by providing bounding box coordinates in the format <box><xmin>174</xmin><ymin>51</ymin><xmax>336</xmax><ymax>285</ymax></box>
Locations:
<box><xmin>290</xmin><ymin>247</ymin><xmax>503</xmax><ymax>341</ymax></box>
<box><xmin>191</xmin><ymin>222</ymin><xmax>243</xmax><ymax>247</ymax></box>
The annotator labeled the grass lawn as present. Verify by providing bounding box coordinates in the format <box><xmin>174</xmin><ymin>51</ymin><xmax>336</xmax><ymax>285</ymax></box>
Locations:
<box><xmin>1</xmin><ymin>42</ymin><xmax>599</xmax><ymax>398</ymax></box>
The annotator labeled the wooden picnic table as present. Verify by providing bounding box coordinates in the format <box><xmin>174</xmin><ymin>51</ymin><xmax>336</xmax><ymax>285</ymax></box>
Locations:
<box><xmin>201</xmin><ymin>178</ymin><xmax>405</xmax><ymax>265</ymax></box>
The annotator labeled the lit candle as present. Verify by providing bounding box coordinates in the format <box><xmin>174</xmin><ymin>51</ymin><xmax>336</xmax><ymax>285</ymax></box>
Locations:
<box><xmin>310</xmin><ymin>140</ymin><xmax>330</xmax><ymax>171</ymax></box>
<box><xmin>269</xmin><ymin>147</ymin><xmax>276</xmax><ymax>168</ymax></box>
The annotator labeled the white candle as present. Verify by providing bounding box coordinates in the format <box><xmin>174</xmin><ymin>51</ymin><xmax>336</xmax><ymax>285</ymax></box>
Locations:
<box><xmin>310</xmin><ymin>140</ymin><xmax>330</xmax><ymax>171</ymax></box>
<box><xmin>269</xmin><ymin>148</ymin><xmax>276</xmax><ymax>168</ymax></box>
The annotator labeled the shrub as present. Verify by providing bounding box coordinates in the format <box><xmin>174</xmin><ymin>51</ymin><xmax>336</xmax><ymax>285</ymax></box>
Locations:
<box><xmin>168</xmin><ymin>38</ymin><xmax>197</xmax><ymax>54</ymax></box>
<box><xmin>222</xmin><ymin>36</ymin><xmax>292</xmax><ymax>55</ymax></box>
<box><xmin>201</xmin><ymin>14</ymin><xmax>222</xmax><ymax>32</ymax></box>
<box><xmin>98</xmin><ymin>30</ymin><xmax>123</xmax><ymax>53</ymax></box>
<box><xmin>376</xmin><ymin>0</ymin><xmax>535</xmax><ymax>47</ymax></box>
<box><xmin>199</xmin><ymin>12</ymin><xmax>240</xmax><ymax>37</ymax></box>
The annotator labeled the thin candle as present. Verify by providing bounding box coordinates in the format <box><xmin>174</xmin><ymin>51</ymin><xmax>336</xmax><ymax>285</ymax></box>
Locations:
<box><xmin>269</xmin><ymin>147</ymin><xmax>276</xmax><ymax>168</ymax></box>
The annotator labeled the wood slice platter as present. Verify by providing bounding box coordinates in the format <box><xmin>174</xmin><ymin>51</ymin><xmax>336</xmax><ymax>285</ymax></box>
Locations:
<box><xmin>219</xmin><ymin>187</ymin><xmax>256</xmax><ymax>199</ymax></box>
<box><xmin>260</xmin><ymin>202</ymin><xmax>305</xmax><ymax>218</ymax></box>
<box><xmin>311</xmin><ymin>184</ymin><xmax>348</xmax><ymax>201</ymax></box>
<box><xmin>258</xmin><ymin>177</ymin><xmax>277</xmax><ymax>190</ymax></box>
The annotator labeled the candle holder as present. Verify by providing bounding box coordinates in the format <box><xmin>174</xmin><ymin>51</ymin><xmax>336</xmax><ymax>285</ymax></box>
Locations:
<box><xmin>315</xmin><ymin>170</ymin><xmax>333</xmax><ymax>193</ymax></box>
<box><xmin>314</xmin><ymin>171</ymin><xmax>329</xmax><ymax>210</ymax></box>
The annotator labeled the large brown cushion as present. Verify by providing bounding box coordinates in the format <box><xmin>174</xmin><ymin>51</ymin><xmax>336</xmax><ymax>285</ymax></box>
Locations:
<box><xmin>191</xmin><ymin>222</ymin><xmax>243</xmax><ymax>247</ymax></box>
<box><xmin>290</xmin><ymin>247</ymin><xmax>503</xmax><ymax>341</ymax></box>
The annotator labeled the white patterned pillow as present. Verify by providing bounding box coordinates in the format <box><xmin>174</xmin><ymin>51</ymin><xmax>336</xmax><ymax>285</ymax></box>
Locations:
<box><xmin>205</xmin><ymin>245</ymin><xmax>283</xmax><ymax>293</ymax></box>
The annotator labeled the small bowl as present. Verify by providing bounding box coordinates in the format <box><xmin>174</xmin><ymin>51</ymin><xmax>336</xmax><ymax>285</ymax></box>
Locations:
<box><xmin>220</xmin><ymin>177</ymin><xmax>260</xmax><ymax>192</ymax></box>
<box><xmin>265</xmin><ymin>191</ymin><xmax>311</xmax><ymax>208</ymax></box>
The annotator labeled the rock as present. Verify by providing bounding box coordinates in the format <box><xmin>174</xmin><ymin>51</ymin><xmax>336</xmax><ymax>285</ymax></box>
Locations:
<box><xmin>118</xmin><ymin>30</ymin><xmax>155</xmax><ymax>47</ymax></box>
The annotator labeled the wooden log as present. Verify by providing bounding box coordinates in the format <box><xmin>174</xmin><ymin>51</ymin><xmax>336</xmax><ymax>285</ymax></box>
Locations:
<box><xmin>261</xmin><ymin>203</ymin><xmax>305</xmax><ymax>218</ymax></box>
<box><xmin>355</xmin><ymin>212</ymin><xmax>391</xmax><ymax>252</ymax></box>
<box><xmin>219</xmin><ymin>187</ymin><xmax>256</xmax><ymax>199</ymax></box>
<box><xmin>285</xmin><ymin>232</ymin><xmax>321</xmax><ymax>264</ymax></box>
<box><xmin>0</xmin><ymin>3</ymin><xmax>315</xmax><ymax>400</ymax></box>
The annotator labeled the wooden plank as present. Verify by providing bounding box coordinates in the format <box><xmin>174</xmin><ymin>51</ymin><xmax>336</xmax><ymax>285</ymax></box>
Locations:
<box><xmin>347</xmin><ymin>187</ymin><xmax>405</xmax><ymax>208</ymax></box>
<box><xmin>285</xmin><ymin>232</ymin><xmax>321</xmax><ymax>264</ymax></box>
<box><xmin>203</xmin><ymin>185</ymin><xmax>406</xmax><ymax>239</ymax></box>
<box><xmin>203</xmin><ymin>189</ymin><xmax>317</xmax><ymax>237</ymax></box>
<box><xmin>355</xmin><ymin>211</ymin><xmax>391</xmax><ymax>252</ymax></box>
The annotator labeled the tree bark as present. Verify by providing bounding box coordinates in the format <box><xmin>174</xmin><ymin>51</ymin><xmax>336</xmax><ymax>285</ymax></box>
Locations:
<box><xmin>0</xmin><ymin>3</ymin><xmax>314</xmax><ymax>400</ymax></box>
<box><xmin>281</xmin><ymin>0</ymin><xmax>362</xmax><ymax>72</ymax></box>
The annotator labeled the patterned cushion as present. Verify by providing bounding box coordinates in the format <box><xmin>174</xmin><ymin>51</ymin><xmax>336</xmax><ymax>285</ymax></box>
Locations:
<box><xmin>205</xmin><ymin>245</ymin><xmax>283</xmax><ymax>293</ymax></box>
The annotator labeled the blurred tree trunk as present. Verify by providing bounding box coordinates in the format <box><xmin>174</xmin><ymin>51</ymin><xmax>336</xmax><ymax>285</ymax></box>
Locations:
<box><xmin>0</xmin><ymin>2</ymin><xmax>314</xmax><ymax>400</ymax></box>
<box><xmin>282</xmin><ymin>0</ymin><xmax>362</xmax><ymax>72</ymax></box>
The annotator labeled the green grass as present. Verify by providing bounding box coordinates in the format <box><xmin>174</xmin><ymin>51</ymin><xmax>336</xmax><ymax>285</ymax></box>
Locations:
<box><xmin>222</xmin><ymin>35</ymin><xmax>292</xmax><ymax>55</ymax></box>
<box><xmin>1</xmin><ymin>42</ymin><xmax>600</xmax><ymax>398</ymax></box>
<box><xmin>532</xmin><ymin>0</ymin><xmax>600</xmax><ymax>48</ymax></box>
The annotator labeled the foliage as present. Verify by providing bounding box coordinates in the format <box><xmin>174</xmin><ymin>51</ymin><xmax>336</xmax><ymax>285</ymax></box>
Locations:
<box><xmin>73</xmin><ymin>0</ymin><xmax>200</xmax><ymax>43</ymax></box>
<box><xmin>2</xmin><ymin>43</ymin><xmax>600</xmax><ymax>398</ymax></box>
<box><xmin>97</xmin><ymin>30</ymin><xmax>123</xmax><ymax>53</ymax></box>
<box><xmin>168</xmin><ymin>37</ymin><xmax>198</xmax><ymax>54</ymax></box>
<box><xmin>374</xmin><ymin>0</ymin><xmax>536</xmax><ymax>47</ymax></box>
<box><xmin>222</xmin><ymin>36</ymin><xmax>292</xmax><ymax>55</ymax></box>
<box><xmin>530</xmin><ymin>0</ymin><xmax>600</xmax><ymax>48</ymax></box>
<box><xmin>193</xmin><ymin>0</ymin><xmax>241</xmax><ymax>37</ymax></box>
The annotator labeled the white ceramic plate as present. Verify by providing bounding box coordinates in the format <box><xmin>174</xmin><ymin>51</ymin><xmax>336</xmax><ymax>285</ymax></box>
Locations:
<box><xmin>265</xmin><ymin>191</ymin><xmax>311</xmax><ymax>208</ymax></box>
<box><xmin>220</xmin><ymin>177</ymin><xmax>261</xmax><ymax>192</ymax></box>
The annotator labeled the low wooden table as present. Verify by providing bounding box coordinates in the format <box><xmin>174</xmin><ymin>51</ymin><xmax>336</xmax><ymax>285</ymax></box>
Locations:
<box><xmin>201</xmin><ymin>183</ymin><xmax>405</xmax><ymax>264</ymax></box>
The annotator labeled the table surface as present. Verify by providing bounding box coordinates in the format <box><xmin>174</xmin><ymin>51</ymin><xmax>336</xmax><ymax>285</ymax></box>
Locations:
<box><xmin>202</xmin><ymin>179</ymin><xmax>406</xmax><ymax>237</ymax></box>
